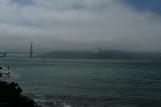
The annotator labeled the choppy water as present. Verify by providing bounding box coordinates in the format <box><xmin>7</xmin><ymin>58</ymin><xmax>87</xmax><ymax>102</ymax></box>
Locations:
<box><xmin>0</xmin><ymin>58</ymin><xmax>161</xmax><ymax>107</ymax></box>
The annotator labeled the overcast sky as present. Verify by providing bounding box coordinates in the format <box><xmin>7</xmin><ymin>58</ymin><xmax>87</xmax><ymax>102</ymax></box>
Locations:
<box><xmin>0</xmin><ymin>0</ymin><xmax>161</xmax><ymax>52</ymax></box>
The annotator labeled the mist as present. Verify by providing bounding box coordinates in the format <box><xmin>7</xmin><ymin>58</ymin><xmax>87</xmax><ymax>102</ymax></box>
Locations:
<box><xmin>0</xmin><ymin>0</ymin><xmax>161</xmax><ymax>52</ymax></box>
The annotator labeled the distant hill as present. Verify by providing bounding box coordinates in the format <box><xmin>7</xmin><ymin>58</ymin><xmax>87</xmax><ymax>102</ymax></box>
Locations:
<box><xmin>39</xmin><ymin>50</ymin><xmax>161</xmax><ymax>59</ymax></box>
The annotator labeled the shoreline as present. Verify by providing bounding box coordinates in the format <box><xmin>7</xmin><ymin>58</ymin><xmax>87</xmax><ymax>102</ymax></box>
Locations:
<box><xmin>0</xmin><ymin>80</ymin><xmax>41</xmax><ymax>107</ymax></box>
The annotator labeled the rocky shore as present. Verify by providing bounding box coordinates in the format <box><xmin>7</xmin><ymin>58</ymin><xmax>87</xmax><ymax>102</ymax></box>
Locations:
<box><xmin>0</xmin><ymin>80</ymin><xmax>41</xmax><ymax>107</ymax></box>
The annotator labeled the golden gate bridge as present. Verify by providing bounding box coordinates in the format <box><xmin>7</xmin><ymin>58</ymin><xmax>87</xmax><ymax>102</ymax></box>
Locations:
<box><xmin>0</xmin><ymin>42</ymin><xmax>49</xmax><ymax>58</ymax></box>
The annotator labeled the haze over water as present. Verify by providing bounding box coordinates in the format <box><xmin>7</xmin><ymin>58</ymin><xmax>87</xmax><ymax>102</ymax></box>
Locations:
<box><xmin>0</xmin><ymin>0</ymin><xmax>161</xmax><ymax>107</ymax></box>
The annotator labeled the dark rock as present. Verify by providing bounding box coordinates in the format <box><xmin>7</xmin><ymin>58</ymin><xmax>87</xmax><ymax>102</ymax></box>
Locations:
<box><xmin>0</xmin><ymin>80</ymin><xmax>41</xmax><ymax>107</ymax></box>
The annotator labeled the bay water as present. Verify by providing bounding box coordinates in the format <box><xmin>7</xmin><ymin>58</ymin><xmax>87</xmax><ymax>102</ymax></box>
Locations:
<box><xmin>0</xmin><ymin>58</ymin><xmax>161</xmax><ymax>107</ymax></box>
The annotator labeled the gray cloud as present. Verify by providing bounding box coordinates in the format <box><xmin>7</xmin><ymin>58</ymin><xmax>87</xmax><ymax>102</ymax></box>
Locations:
<box><xmin>0</xmin><ymin>0</ymin><xmax>161</xmax><ymax>52</ymax></box>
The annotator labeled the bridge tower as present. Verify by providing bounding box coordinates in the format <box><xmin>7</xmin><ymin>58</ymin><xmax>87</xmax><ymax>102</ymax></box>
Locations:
<box><xmin>4</xmin><ymin>52</ymin><xmax>7</xmax><ymax>58</ymax></box>
<box><xmin>30</xmin><ymin>42</ymin><xmax>33</xmax><ymax>58</ymax></box>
